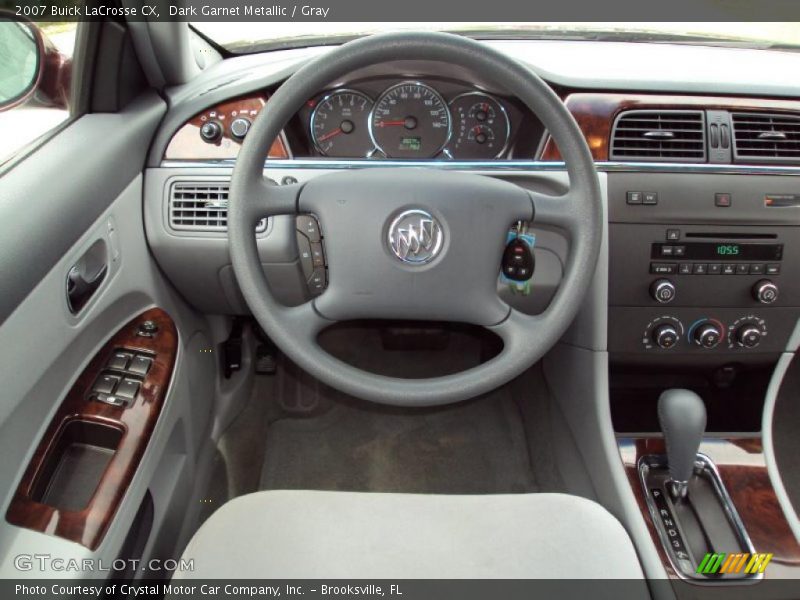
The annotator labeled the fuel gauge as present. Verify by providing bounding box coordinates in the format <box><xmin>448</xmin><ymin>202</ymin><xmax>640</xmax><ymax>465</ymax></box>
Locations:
<box><xmin>448</xmin><ymin>92</ymin><xmax>510</xmax><ymax>159</ymax></box>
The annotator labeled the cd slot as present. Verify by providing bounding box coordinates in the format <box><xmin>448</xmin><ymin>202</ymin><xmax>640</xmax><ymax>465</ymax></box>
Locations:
<box><xmin>685</xmin><ymin>232</ymin><xmax>777</xmax><ymax>240</ymax></box>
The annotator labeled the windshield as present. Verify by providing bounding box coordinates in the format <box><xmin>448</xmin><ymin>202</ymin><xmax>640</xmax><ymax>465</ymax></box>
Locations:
<box><xmin>193</xmin><ymin>22</ymin><xmax>800</xmax><ymax>53</ymax></box>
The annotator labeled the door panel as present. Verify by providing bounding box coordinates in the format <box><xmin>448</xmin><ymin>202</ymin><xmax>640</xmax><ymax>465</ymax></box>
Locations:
<box><xmin>0</xmin><ymin>99</ymin><xmax>217</xmax><ymax>575</ymax></box>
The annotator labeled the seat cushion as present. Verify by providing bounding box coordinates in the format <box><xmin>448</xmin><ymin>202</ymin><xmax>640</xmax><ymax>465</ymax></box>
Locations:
<box><xmin>176</xmin><ymin>490</ymin><xmax>644</xmax><ymax>579</ymax></box>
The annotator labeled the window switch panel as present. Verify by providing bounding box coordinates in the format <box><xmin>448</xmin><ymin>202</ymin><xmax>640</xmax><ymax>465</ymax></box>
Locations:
<box><xmin>115</xmin><ymin>378</ymin><xmax>141</xmax><ymax>400</ymax></box>
<box><xmin>107</xmin><ymin>351</ymin><xmax>133</xmax><ymax>371</ymax></box>
<box><xmin>128</xmin><ymin>356</ymin><xmax>152</xmax><ymax>376</ymax></box>
<box><xmin>93</xmin><ymin>374</ymin><xmax>120</xmax><ymax>395</ymax></box>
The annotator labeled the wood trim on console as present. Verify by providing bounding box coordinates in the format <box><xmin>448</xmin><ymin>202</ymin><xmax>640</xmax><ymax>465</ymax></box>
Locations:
<box><xmin>164</xmin><ymin>94</ymin><xmax>289</xmax><ymax>160</ymax></box>
<box><xmin>619</xmin><ymin>437</ymin><xmax>800</xmax><ymax>580</ymax></box>
<box><xmin>6</xmin><ymin>308</ymin><xmax>177</xmax><ymax>550</ymax></box>
<box><xmin>541</xmin><ymin>93</ymin><xmax>800</xmax><ymax>161</ymax></box>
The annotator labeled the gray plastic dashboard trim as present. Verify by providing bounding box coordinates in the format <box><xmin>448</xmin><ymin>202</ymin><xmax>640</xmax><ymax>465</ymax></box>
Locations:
<box><xmin>161</xmin><ymin>159</ymin><xmax>800</xmax><ymax>177</ymax></box>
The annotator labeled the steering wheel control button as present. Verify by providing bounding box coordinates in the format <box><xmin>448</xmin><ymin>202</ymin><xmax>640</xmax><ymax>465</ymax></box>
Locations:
<box><xmin>128</xmin><ymin>356</ymin><xmax>153</xmax><ymax>376</ymax></box>
<box><xmin>653</xmin><ymin>324</ymin><xmax>680</xmax><ymax>349</ymax></box>
<box><xmin>501</xmin><ymin>238</ymin><xmax>535</xmax><ymax>282</ymax></box>
<box><xmin>387</xmin><ymin>209</ymin><xmax>444</xmax><ymax>264</ymax></box>
<box><xmin>650</xmin><ymin>279</ymin><xmax>676</xmax><ymax>304</ymax></box>
<box><xmin>297</xmin><ymin>215</ymin><xmax>321</xmax><ymax>243</ymax></box>
<box><xmin>309</xmin><ymin>268</ymin><xmax>327</xmax><ymax>294</ymax></box>
<box><xmin>199</xmin><ymin>120</ymin><xmax>223</xmax><ymax>143</ymax></box>
<box><xmin>753</xmin><ymin>280</ymin><xmax>779</xmax><ymax>304</ymax></box>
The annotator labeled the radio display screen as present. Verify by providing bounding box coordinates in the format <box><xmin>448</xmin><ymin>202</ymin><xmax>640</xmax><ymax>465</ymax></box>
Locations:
<box><xmin>652</xmin><ymin>242</ymin><xmax>783</xmax><ymax>261</ymax></box>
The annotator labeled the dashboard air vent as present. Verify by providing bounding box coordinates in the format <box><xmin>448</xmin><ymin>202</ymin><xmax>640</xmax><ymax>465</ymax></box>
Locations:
<box><xmin>610</xmin><ymin>110</ymin><xmax>706</xmax><ymax>162</ymax></box>
<box><xmin>169</xmin><ymin>182</ymin><xmax>267</xmax><ymax>233</ymax></box>
<box><xmin>732</xmin><ymin>112</ymin><xmax>800</xmax><ymax>163</ymax></box>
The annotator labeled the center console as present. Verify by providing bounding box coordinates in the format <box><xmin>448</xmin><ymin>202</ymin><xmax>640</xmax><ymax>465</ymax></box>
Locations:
<box><xmin>607</xmin><ymin>170</ymin><xmax>800</xmax><ymax>586</ymax></box>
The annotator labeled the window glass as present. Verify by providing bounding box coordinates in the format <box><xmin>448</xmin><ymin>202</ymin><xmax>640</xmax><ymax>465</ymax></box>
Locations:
<box><xmin>0</xmin><ymin>20</ymin><xmax>77</xmax><ymax>165</ymax></box>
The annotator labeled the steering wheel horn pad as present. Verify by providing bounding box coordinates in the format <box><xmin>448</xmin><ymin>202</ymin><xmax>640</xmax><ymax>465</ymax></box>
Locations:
<box><xmin>228</xmin><ymin>31</ymin><xmax>602</xmax><ymax>406</ymax></box>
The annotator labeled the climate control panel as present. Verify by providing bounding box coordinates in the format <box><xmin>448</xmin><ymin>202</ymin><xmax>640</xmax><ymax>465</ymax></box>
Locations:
<box><xmin>641</xmin><ymin>315</ymin><xmax>768</xmax><ymax>352</ymax></box>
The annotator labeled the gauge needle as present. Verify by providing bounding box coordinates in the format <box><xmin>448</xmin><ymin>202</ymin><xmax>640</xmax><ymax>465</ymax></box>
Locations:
<box><xmin>376</xmin><ymin>120</ymin><xmax>407</xmax><ymax>127</ymax></box>
<box><xmin>317</xmin><ymin>128</ymin><xmax>342</xmax><ymax>142</ymax></box>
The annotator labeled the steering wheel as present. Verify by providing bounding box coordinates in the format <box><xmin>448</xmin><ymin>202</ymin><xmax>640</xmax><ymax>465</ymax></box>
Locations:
<box><xmin>228</xmin><ymin>31</ymin><xmax>602</xmax><ymax>407</ymax></box>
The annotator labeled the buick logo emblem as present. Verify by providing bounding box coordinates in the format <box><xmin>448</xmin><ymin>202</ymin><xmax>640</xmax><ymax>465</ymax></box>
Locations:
<box><xmin>387</xmin><ymin>209</ymin><xmax>444</xmax><ymax>264</ymax></box>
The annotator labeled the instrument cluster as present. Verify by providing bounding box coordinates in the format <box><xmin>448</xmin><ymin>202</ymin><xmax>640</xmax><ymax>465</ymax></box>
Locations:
<box><xmin>303</xmin><ymin>80</ymin><xmax>517</xmax><ymax>160</ymax></box>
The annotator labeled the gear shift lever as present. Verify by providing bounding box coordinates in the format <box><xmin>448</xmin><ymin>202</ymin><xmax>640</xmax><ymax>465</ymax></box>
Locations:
<box><xmin>658</xmin><ymin>389</ymin><xmax>707</xmax><ymax>500</ymax></box>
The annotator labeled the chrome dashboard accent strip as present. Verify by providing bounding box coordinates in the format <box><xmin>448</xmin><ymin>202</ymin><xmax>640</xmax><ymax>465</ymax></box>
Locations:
<box><xmin>160</xmin><ymin>158</ymin><xmax>800</xmax><ymax>176</ymax></box>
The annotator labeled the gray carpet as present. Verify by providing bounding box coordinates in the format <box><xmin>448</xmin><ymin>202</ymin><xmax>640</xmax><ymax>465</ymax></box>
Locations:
<box><xmin>259</xmin><ymin>387</ymin><xmax>538</xmax><ymax>494</ymax></box>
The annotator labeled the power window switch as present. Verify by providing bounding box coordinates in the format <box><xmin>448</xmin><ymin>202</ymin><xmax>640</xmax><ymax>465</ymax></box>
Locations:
<box><xmin>94</xmin><ymin>393</ymin><xmax>126</xmax><ymax>407</ymax></box>
<box><xmin>107</xmin><ymin>351</ymin><xmax>133</xmax><ymax>371</ymax></box>
<box><xmin>128</xmin><ymin>355</ymin><xmax>153</xmax><ymax>376</ymax></box>
<box><xmin>115</xmin><ymin>378</ymin><xmax>140</xmax><ymax>401</ymax></box>
<box><xmin>93</xmin><ymin>374</ymin><xmax>120</xmax><ymax>395</ymax></box>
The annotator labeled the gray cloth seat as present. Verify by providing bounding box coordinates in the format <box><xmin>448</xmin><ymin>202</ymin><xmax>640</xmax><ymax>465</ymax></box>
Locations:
<box><xmin>176</xmin><ymin>490</ymin><xmax>645</xmax><ymax>579</ymax></box>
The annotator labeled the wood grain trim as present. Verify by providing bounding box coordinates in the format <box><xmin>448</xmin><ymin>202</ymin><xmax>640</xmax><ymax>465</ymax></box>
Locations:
<box><xmin>619</xmin><ymin>437</ymin><xmax>800</xmax><ymax>580</ymax></box>
<box><xmin>164</xmin><ymin>94</ymin><xmax>289</xmax><ymax>160</ymax></box>
<box><xmin>6</xmin><ymin>308</ymin><xmax>177</xmax><ymax>550</ymax></box>
<box><xmin>541</xmin><ymin>93</ymin><xmax>800</xmax><ymax>161</ymax></box>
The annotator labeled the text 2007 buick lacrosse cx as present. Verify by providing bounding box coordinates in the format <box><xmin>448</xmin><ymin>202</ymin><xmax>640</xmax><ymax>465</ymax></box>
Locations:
<box><xmin>1</xmin><ymin>11</ymin><xmax>800</xmax><ymax>599</ymax></box>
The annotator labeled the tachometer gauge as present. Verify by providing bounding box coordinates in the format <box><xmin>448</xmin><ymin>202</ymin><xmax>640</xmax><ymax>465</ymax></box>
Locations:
<box><xmin>370</xmin><ymin>82</ymin><xmax>451</xmax><ymax>158</ymax></box>
<box><xmin>448</xmin><ymin>93</ymin><xmax>510</xmax><ymax>159</ymax></box>
<box><xmin>311</xmin><ymin>89</ymin><xmax>374</xmax><ymax>157</ymax></box>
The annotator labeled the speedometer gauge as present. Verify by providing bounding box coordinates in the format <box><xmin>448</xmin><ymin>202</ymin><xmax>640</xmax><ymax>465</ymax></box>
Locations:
<box><xmin>311</xmin><ymin>90</ymin><xmax>374</xmax><ymax>157</ymax></box>
<box><xmin>370</xmin><ymin>82</ymin><xmax>451</xmax><ymax>158</ymax></box>
<box><xmin>447</xmin><ymin>93</ymin><xmax>510</xmax><ymax>159</ymax></box>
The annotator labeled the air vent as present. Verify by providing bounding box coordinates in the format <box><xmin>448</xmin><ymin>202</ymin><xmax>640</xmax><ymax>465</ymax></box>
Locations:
<box><xmin>169</xmin><ymin>182</ymin><xmax>267</xmax><ymax>233</ymax></box>
<box><xmin>610</xmin><ymin>110</ymin><xmax>706</xmax><ymax>162</ymax></box>
<box><xmin>732</xmin><ymin>112</ymin><xmax>800</xmax><ymax>163</ymax></box>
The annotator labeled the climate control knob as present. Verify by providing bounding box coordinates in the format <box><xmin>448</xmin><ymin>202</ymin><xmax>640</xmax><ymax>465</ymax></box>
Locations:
<box><xmin>753</xmin><ymin>280</ymin><xmax>779</xmax><ymax>304</ymax></box>
<box><xmin>653</xmin><ymin>324</ymin><xmax>680</xmax><ymax>349</ymax></box>
<box><xmin>650</xmin><ymin>279</ymin><xmax>676</xmax><ymax>304</ymax></box>
<box><xmin>693</xmin><ymin>322</ymin><xmax>722</xmax><ymax>349</ymax></box>
<box><xmin>736</xmin><ymin>325</ymin><xmax>762</xmax><ymax>348</ymax></box>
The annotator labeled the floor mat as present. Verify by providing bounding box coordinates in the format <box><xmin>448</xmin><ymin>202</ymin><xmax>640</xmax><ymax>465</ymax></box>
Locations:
<box><xmin>259</xmin><ymin>387</ymin><xmax>537</xmax><ymax>494</ymax></box>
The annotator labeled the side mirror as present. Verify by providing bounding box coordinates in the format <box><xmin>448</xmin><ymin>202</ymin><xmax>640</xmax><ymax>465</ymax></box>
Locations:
<box><xmin>0</xmin><ymin>15</ymin><xmax>44</xmax><ymax>111</ymax></box>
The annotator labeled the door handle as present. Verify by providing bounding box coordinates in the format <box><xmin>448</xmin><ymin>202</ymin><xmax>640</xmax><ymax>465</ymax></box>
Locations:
<box><xmin>66</xmin><ymin>239</ymin><xmax>109</xmax><ymax>314</ymax></box>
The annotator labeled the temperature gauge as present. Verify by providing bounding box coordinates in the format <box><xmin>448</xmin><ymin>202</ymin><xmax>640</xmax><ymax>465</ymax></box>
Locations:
<box><xmin>447</xmin><ymin>92</ymin><xmax>510</xmax><ymax>159</ymax></box>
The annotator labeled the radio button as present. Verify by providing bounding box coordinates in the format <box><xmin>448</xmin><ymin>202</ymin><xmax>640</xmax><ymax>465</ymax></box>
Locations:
<box><xmin>750</xmin><ymin>264</ymin><xmax>765</xmax><ymax>275</ymax></box>
<box><xmin>651</xmin><ymin>263</ymin><xmax>677</xmax><ymax>275</ymax></box>
<box><xmin>693</xmin><ymin>263</ymin><xmax>708</xmax><ymax>275</ymax></box>
<box><xmin>650</xmin><ymin>279</ymin><xmax>676</xmax><ymax>303</ymax></box>
<box><xmin>722</xmin><ymin>264</ymin><xmax>736</xmax><ymax>275</ymax></box>
<box><xmin>674</xmin><ymin>246</ymin><xmax>686</xmax><ymax>257</ymax></box>
<box><xmin>766</xmin><ymin>264</ymin><xmax>781</xmax><ymax>275</ymax></box>
<box><xmin>661</xmin><ymin>246</ymin><xmax>674</xmax><ymax>256</ymax></box>
<box><xmin>708</xmin><ymin>263</ymin><xmax>722</xmax><ymax>275</ymax></box>
<box><xmin>679</xmin><ymin>263</ymin><xmax>692</xmax><ymax>275</ymax></box>
<box><xmin>666</xmin><ymin>229</ymin><xmax>681</xmax><ymax>241</ymax></box>
<box><xmin>736</xmin><ymin>263</ymin><xmax>750</xmax><ymax>275</ymax></box>
<box><xmin>753</xmin><ymin>280</ymin><xmax>779</xmax><ymax>304</ymax></box>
